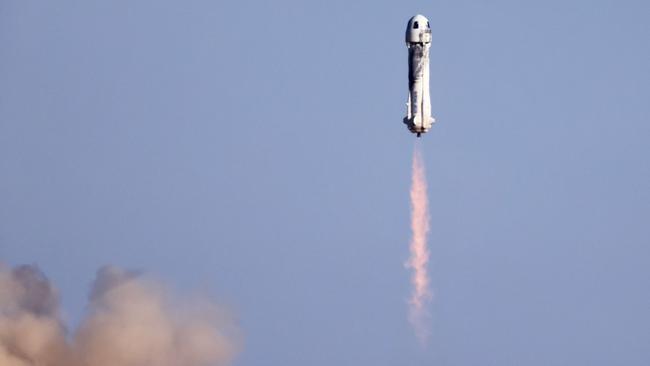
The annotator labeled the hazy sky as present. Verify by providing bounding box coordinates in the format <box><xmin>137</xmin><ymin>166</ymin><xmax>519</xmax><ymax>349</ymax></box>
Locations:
<box><xmin>1</xmin><ymin>1</ymin><xmax>649</xmax><ymax>365</ymax></box>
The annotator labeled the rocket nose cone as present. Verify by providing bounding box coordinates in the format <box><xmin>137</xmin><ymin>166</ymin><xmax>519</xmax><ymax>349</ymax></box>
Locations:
<box><xmin>408</xmin><ymin>14</ymin><xmax>429</xmax><ymax>24</ymax></box>
<box><xmin>406</xmin><ymin>14</ymin><xmax>431</xmax><ymax>43</ymax></box>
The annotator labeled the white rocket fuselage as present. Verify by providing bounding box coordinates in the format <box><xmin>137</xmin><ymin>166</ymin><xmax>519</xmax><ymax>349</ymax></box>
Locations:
<box><xmin>404</xmin><ymin>15</ymin><xmax>435</xmax><ymax>136</ymax></box>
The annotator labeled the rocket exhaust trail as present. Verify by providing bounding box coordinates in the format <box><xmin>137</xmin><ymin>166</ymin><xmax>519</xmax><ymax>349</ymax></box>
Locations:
<box><xmin>407</xmin><ymin>146</ymin><xmax>431</xmax><ymax>344</ymax></box>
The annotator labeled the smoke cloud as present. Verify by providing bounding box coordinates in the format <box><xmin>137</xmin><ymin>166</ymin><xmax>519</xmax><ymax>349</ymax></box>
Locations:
<box><xmin>406</xmin><ymin>146</ymin><xmax>432</xmax><ymax>344</ymax></box>
<box><xmin>0</xmin><ymin>264</ymin><xmax>241</xmax><ymax>366</ymax></box>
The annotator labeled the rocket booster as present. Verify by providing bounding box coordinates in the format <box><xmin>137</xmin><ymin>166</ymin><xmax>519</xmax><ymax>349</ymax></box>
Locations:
<box><xmin>404</xmin><ymin>15</ymin><xmax>435</xmax><ymax>137</ymax></box>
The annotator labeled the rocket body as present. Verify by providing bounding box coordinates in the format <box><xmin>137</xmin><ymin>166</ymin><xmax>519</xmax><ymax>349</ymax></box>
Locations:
<box><xmin>404</xmin><ymin>15</ymin><xmax>435</xmax><ymax>136</ymax></box>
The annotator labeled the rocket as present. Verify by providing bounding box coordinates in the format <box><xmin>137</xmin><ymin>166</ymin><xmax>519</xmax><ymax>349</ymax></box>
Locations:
<box><xmin>404</xmin><ymin>15</ymin><xmax>435</xmax><ymax>137</ymax></box>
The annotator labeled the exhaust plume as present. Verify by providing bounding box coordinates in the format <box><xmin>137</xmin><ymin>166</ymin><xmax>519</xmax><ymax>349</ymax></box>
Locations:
<box><xmin>406</xmin><ymin>146</ymin><xmax>432</xmax><ymax>344</ymax></box>
<box><xmin>0</xmin><ymin>264</ymin><xmax>241</xmax><ymax>366</ymax></box>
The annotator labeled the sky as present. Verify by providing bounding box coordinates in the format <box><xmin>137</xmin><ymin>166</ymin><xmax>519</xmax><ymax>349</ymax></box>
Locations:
<box><xmin>1</xmin><ymin>0</ymin><xmax>650</xmax><ymax>365</ymax></box>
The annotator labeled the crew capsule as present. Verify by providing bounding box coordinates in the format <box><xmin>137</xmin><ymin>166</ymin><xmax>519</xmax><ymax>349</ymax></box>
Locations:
<box><xmin>405</xmin><ymin>14</ymin><xmax>432</xmax><ymax>44</ymax></box>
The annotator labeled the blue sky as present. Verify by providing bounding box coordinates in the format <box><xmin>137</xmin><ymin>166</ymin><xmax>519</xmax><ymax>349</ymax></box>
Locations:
<box><xmin>1</xmin><ymin>1</ymin><xmax>649</xmax><ymax>365</ymax></box>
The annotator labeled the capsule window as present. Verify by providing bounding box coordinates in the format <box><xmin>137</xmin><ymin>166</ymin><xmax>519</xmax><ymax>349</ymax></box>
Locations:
<box><xmin>427</xmin><ymin>21</ymin><xmax>430</xmax><ymax>28</ymax></box>
<box><xmin>413</xmin><ymin>21</ymin><xmax>419</xmax><ymax>29</ymax></box>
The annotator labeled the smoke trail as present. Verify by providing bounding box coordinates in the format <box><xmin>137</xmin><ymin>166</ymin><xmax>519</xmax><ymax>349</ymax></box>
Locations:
<box><xmin>0</xmin><ymin>264</ymin><xmax>241</xmax><ymax>366</ymax></box>
<box><xmin>406</xmin><ymin>146</ymin><xmax>432</xmax><ymax>344</ymax></box>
